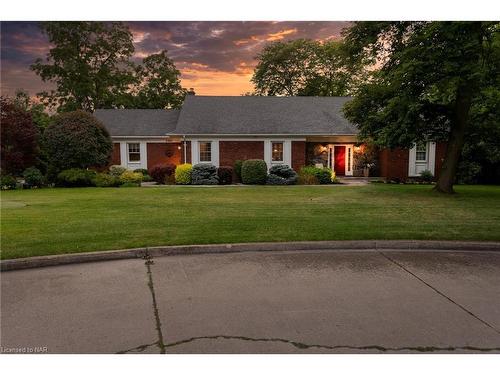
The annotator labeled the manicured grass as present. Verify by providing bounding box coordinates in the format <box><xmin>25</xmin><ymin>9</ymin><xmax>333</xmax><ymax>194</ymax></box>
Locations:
<box><xmin>1</xmin><ymin>184</ymin><xmax>500</xmax><ymax>259</ymax></box>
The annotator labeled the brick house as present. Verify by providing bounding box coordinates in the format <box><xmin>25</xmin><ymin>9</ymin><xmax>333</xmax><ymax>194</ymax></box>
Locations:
<box><xmin>95</xmin><ymin>96</ymin><xmax>445</xmax><ymax>180</ymax></box>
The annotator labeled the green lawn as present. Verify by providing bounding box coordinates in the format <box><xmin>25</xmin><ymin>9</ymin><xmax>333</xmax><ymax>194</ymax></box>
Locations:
<box><xmin>1</xmin><ymin>184</ymin><xmax>500</xmax><ymax>259</ymax></box>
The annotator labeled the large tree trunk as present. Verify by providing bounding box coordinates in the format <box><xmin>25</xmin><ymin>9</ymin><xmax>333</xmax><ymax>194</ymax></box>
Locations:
<box><xmin>434</xmin><ymin>84</ymin><xmax>473</xmax><ymax>194</ymax></box>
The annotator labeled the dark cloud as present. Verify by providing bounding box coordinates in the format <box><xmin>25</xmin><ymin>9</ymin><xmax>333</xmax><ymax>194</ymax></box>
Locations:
<box><xmin>1</xmin><ymin>21</ymin><xmax>349</xmax><ymax>96</ymax></box>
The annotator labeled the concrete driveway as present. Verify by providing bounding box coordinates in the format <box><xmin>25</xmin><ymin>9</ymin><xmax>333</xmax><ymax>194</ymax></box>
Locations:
<box><xmin>1</xmin><ymin>249</ymin><xmax>500</xmax><ymax>353</ymax></box>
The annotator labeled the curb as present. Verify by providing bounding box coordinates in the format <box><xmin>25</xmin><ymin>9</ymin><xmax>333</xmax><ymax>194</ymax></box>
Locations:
<box><xmin>2</xmin><ymin>240</ymin><xmax>500</xmax><ymax>272</ymax></box>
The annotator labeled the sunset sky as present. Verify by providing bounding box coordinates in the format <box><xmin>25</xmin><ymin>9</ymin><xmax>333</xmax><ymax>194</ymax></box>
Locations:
<box><xmin>0</xmin><ymin>21</ymin><xmax>349</xmax><ymax>97</ymax></box>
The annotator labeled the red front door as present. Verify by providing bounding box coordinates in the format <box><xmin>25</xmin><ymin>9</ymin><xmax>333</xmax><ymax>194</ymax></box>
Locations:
<box><xmin>334</xmin><ymin>146</ymin><xmax>346</xmax><ymax>176</ymax></box>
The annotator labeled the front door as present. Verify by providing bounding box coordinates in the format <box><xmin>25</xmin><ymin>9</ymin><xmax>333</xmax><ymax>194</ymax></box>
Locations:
<box><xmin>334</xmin><ymin>146</ymin><xmax>346</xmax><ymax>176</ymax></box>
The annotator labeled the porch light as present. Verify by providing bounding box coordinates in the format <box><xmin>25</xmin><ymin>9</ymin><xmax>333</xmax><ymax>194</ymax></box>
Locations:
<box><xmin>177</xmin><ymin>145</ymin><xmax>182</xmax><ymax>150</ymax></box>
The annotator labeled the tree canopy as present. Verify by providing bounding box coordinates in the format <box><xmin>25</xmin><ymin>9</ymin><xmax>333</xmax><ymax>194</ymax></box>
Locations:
<box><xmin>342</xmin><ymin>21</ymin><xmax>500</xmax><ymax>193</ymax></box>
<box><xmin>251</xmin><ymin>39</ymin><xmax>360</xmax><ymax>96</ymax></box>
<box><xmin>31</xmin><ymin>22</ymin><xmax>190</xmax><ymax>112</ymax></box>
<box><xmin>132</xmin><ymin>50</ymin><xmax>188</xmax><ymax>109</ymax></box>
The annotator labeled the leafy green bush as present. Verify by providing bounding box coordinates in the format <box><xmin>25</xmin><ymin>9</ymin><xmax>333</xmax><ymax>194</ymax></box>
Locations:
<box><xmin>267</xmin><ymin>164</ymin><xmax>297</xmax><ymax>185</ymax></box>
<box><xmin>299</xmin><ymin>166</ymin><xmax>333</xmax><ymax>184</ymax></box>
<box><xmin>297</xmin><ymin>172</ymin><xmax>319</xmax><ymax>185</ymax></box>
<box><xmin>192</xmin><ymin>163</ymin><xmax>219</xmax><ymax>185</ymax></box>
<box><xmin>217</xmin><ymin>166</ymin><xmax>233</xmax><ymax>185</ymax></box>
<box><xmin>119</xmin><ymin>170</ymin><xmax>143</xmax><ymax>185</ymax></box>
<box><xmin>0</xmin><ymin>175</ymin><xmax>17</xmax><ymax>190</ymax></box>
<box><xmin>109</xmin><ymin>165</ymin><xmax>126</xmax><ymax>177</ymax></box>
<box><xmin>57</xmin><ymin>168</ymin><xmax>96</xmax><ymax>187</ymax></box>
<box><xmin>175</xmin><ymin>163</ymin><xmax>192</xmax><ymax>185</ymax></box>
<box><xmin>419</xmin><ymin>169</ymin><xmax>434</xmax><ymax>183</ymax></box>
<box><xmin>43</xmin><ymin>111</ymin><xmax>112</xmax><ymax>176</ymax></box>
<box><xmin>241</xmin><ymin>159</ymin><xmax>267</xmax><ymax>184</ymax></box>
<box><xmin>234</xmin><ymin>160</ymin><xmax>243</xmax><ymax>181</ymax></box>
<box><xmin>149</xmin><ymin>164</ymin><xmax>176</xmax><ymax>184</ymax></box>
<box><xmin>23</xmin><ymin>167</ymin><xmax>44</xmax><ymax>187</ymax></box>
<box><xmin>93</xmin><ymin>173</ymin><xmax>120</xmax><ymax>187</ymax></box>
<box><xmin>133</xmin><ymin>168</ymin><xmax>149</xmax><ymax>175</ymax></box>
<box><xmin>457</xmin><ymin>161</ymin><xmax>482</xmax><ymax>184</ymax></box>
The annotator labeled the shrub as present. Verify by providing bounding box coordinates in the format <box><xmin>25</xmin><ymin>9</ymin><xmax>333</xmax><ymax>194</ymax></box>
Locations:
<box><xmin>0</xmin><ymin>175</ymin><xmax>17</xmax><ymax>190</ymax></box>
<box><xmin>133</xmin><ymin>168</ymin><xmax>149</xmax><ymax>176</ymax></box>
<box><xmin>234</xmin><ymin>160</ymin><xmax>243</xmax><ymax>181</ymax></box>
<box><xmin>192</xmin><ymin>163</ymin><xmax>219</xmax><ymax>185</ymax></box>
<box><xmin>267</xmin><ymin>164</ymin><xmax>297</xmax><ymax>185</ymax></box>
<box><xmin>119</xmin><ymin>170</ymin><xmax>143</xmax><ymax>185</ymax></box>
<box><xmin>299</xmin><ymin>166</ymin><xmax>333</xmax><ymax>185</ymax></box>
<box><xmin>93</xmin><ymin>173</ymin><xmax>120</xmax><ymax>187</ymax></box>
<box><xmin>457</xmin><ymin>161</ymin><xmax>482</xmax><ymax>184</ymax></box>
<box><xmin>297</xmin><ymin>172</ymin><xmax>319</xmax><ymax>185</ymax></box>
<box><xmin>241</xmin><ymin>159</ymin><xmax>267</xmax><ymax>184</ymax></box>
<box><xmin>57</xmin><ymin>168</ymin><xmax>96</xmax><ymax>187</ymax></box>
<box><xmin>109</xmin><ymin>165</ymin><xmax>126</xmax><ymax>177</ymax></box>
<box><xmin>149</xmin><ymin>163</ymin><xmax>176</xmax><ymax>184</ymax></box>
<box><xmin>23</xmin><ymin>167</ymin><xmax>44</xmax><ymax>187</ymax></box>
<box><xmin>419</xmin><ymin>169</ymin><xmax>434</xmax><ymax>183</ymax></box>
<box><xmin>217</xmin><ymin>166</ymin><xmax>233</xmax><ymax>185</ymax></box>
<box><xmin>175</xmin><ymin>163</ymin><xmax>192</xmax><ymax>185</ymax></box>
<box><xmin>43</xmin><ymin>110</ymin><xmax>112</xmax><ymax>175</ymax></box>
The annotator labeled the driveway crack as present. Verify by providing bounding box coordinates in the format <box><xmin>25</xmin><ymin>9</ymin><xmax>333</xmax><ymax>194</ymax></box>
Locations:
<box><xmin>144</xmin><ymin>252</ymin><xmax>166</xmax><ymax>353</ymax></box>
<box><xmin>378</xmin><ymin>250</ymin><xmax>500</xmax><ymax>335</ymax></box>
<box><xmin>164</xmin><ymin>335</ymin><xmax>500</xmax><ymax>352</ymax></box>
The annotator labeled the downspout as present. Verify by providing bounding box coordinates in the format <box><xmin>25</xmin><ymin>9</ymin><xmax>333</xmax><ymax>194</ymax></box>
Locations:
<box><xmin>183</xmin><ymin>135</ymin><xmax>187</xmax><ymax>164</ymax></box>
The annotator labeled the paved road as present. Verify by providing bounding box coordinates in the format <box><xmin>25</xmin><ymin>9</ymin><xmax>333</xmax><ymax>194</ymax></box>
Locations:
<box><xmin>1</xmin><ymin>249</ymin><xmax>500</xmax><ymax>353</ymax></box>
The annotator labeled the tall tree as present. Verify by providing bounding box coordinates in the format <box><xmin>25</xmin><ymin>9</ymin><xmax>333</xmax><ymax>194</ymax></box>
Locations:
<box><xmin>1</xmin><ymin>97</ymin><xmax>39</xmax><ymax>175</ymax></box>
<box><xmin>132</xmin><ymin>50</ymin><xmax>188</xmax><ymax>109</ymax></box>
<box><xmin>342</xmin><ymin>22</ymin><xmax>499</xmax><ymax>193</ymax></box>
<box><xmin>252</xmin><ymin>39</ymin><xmax>360</xmax><ymax>96</ymax></box>
<box><xmin>252</xmin><ymin>39</ymin><xmax>319</xmax><ymax>96</ymax></box>
<box><xmin>13</xmin><ymin>90</ymin><xmax>52</xmax><ymax>133</ymax></box>
<box><xmin>31</xmin><ymin>22</ymin><xmax>136</xmax><ymax>112</ymax></box>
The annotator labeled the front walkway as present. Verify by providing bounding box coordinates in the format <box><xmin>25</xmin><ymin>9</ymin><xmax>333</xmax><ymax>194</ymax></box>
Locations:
<box><xmin>2</xmin><ymin>248</ymin><xmax>499</xmax><ymax>353</ymax></box>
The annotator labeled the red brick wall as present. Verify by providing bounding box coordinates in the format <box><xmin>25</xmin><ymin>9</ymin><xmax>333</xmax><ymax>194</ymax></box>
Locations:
<box><xmin>378</xmin><ymin>148</ymin><xmax>409</xmax><ymax>180</ymax></box>
<box><xmin>147</xmin><ymin>143</ymin><xmax>183</xmax><ymax>170</ymax></box>
<box><xmin>111</xmin><ymin>143</ymin><xmax>121</xmax><ymax>165</ymax></box>
<box><xmin>219</xmin><ymin>141</ymin><xmax>264</xmax><ymax>167</ymax></box>
<box><xmin>292</xmin><ymin>141</ymin><xmax>306</xmax><ymax>172</ymax></box>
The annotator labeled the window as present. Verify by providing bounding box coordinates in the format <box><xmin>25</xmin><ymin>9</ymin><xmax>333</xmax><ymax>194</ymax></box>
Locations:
<box><xmin>128</xmin><ymin>143</ymin><xmax>141</xmax><ymax>162</ymax></box>
<box><xmin>347</xmin><ymin>147</ymin><xmax>352</xmax><ymax>172</ymax></box>
<box><xmin>416</xmin><ymin>143</ymin><xmax>427</xmax><ymax>162</ymax></box>
<box><xmin>199</xmin><ymin>141</ymin><xmax>212</xmax><ymax>162</ymax></box>
<box><xmin>271</xmin><ymin>142</ymin><xmax>284</xmax><ymax>162</ymax></box>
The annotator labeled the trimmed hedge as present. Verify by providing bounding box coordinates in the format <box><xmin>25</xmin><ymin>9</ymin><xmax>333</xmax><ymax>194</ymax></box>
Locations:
<box><xmin>149</xmin><ymin>163</ymin><xmax>176</xmax><ymax>184</ymax></box>
<box><xmin>57</xmin><ymin>168</ymin><xmax>96</xmax><ymax>187</ymax></box>
<box><xmin>175</xmin><ymin>163</ymin><xmax>192</xmax><ymax>185</ymax></box>
<box><xmin>267</xmin><ymin>164</ymin><xmax>297</xmax><ymax>185</ymax></box>
<box><xmin>93</xmin><ymin>173</ymin><xmax>120</xmax><ymax>187</ymax></box>
<box><xmin>119</xmin><ymin>171</ymin><xmax>143</xmax><ymax>185</ymax></box>
<box><xmin>217</xmin><ymin>166</ymin><xmax>233</xmax><ymax>185</ymax></box>
<box><xmin>241</xmin><ymin>159</ymin><xmax>267</xmax><ymax>185</ymax></box>
<box><xmin>1</xmin><ymin>175</ymin><xmax>17</xmax><ymax>190</ymax></box>
<box><xmin>43</xmin><ymin>111</ymin><xmax>112</xmax><ymax>175</ymax></box>
<box><xmin>23</xmin><ymin>167</ymin><xmax>44</xmax><ymax>187</ymax></box>
<box><xmin>192</xmin><ymin>163</ymin><xmax>219</xmax><ymax>185</ymax></box>
<box><xmin>109</xmin><ymin>165</ymin><xmax>126</xmax><ymax>177</ymax></box>
<box><xmin>234</xmin><ymin>160</ymin><xmax>243</xmax><ymax>181</ymax></box>
<box><xmin>299</xmin><ymin>166</ymin><xmax>333</xmax><ymax>184</ymax></box>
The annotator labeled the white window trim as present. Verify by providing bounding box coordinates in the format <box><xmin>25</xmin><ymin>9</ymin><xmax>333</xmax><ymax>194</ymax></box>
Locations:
<box><xmin>119</xmin><ymin>141</ymin><xmax>147</xmax><ymax>170</ymax></box>
<box><xmin>408</xmin><ymin>141</ymin><xmax>436</xmax><ymax>177</ymax></box>
<box><xmin>191</xmin><ymin>139</ymin><xmax>219</xmax><ymax>167</ymax></box>
<box><xmin>264</xmin><ymin>140</ymin><xmax>291</xmax><ymax>169</ymax></box>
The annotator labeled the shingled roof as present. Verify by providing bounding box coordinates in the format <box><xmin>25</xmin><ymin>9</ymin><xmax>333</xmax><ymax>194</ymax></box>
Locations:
<box><xmin>171</xmin><ymin>96</ymin><xmax>358</xmax><ymax>135</ymax></box>
<box><xmin>94</xmin><ymin>109</ymin><xmax>180</xmax><ymax>137</ymax></box>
